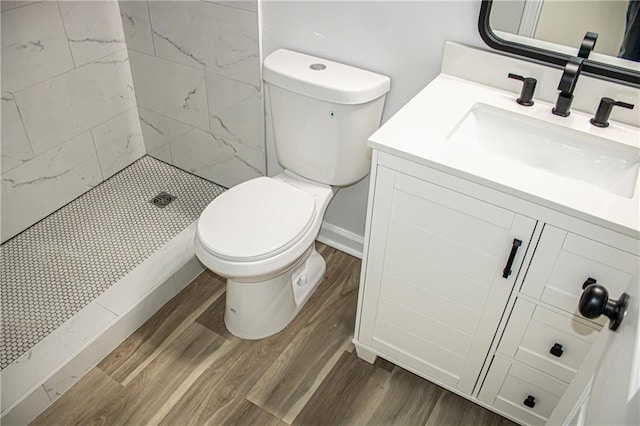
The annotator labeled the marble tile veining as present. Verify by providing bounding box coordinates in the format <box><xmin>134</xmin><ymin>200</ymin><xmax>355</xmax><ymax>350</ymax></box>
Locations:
<box><xmin>119</xmin><ymin>1</ymin><xmax>155</xmax><ymax>56</ymax></box>
<box><xmin>0</xmin><ymin>1</ymin><xmax>74</xmax><ymax>92</ymax></box>
<box><xmin>206</xmin><ymin>72</ymin><xmax>264</xmax><ymax>152</ymax></box>
<box><xmin>1</xmin><ymin>132</ymin><xmax>103</xmax><ymax>242</ymax></box>
<box><xmin>128</xmin><ymin>50</ymin><xmax>209</xmax><ymax>131</ymax></box>
<box><xmin>59</xmin><ymin>0</ymin><xmax>127</xmax><ymax>66</ymax></box>
<box><xmin>148</xmin><ymin>0</ymin><xmax>260</xmax><ymax>87</ymax></box>
<box><xmin>0</xmin><ymin>156</ymin><xmax>225</xmax><ymax>369</ymax></box>
<box><xmin>138</xmin><ymin>106</ymin><xmax>194</xmax><ymax>155</ymax></box>
<box><xmin>170</xmin><ymin>127</ymin><xmax>264</xmax><ymax>188</ymax></box>
<box><xmin>92</xmin><ymin>108</ymin><xmax>146</xmax><ymax>179</ymax></box>
<box><xmin>1</xmin><ymin>92</ymin><xmax>34</xmax><ymax>173</ymax></box>
<box><xmin>15</xmin><ymin>49</ymin><xmax>136</xmax><ymax>155</ymax></box>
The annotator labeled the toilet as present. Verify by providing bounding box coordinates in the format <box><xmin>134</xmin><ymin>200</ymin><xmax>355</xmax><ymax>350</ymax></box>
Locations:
<box><xmin>194</xmin><ymin>49</ymin><xmax>390</xmax><ymax>340</ymax></box>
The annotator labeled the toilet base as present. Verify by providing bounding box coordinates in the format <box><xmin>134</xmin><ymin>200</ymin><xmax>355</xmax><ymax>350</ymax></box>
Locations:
<box><xmin>224</xmin><ymin>245</ymin><xmax>326</xmax><ymax>340</ymax></box>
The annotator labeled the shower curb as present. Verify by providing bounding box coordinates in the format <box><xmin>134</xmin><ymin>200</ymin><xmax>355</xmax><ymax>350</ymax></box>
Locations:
<box><xmin>0</xmin><ymin>223</ymin><xmax>204</xmax><ymax>424</ymax></box>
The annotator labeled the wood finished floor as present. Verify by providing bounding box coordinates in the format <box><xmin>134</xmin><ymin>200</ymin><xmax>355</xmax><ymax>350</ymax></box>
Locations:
<box><xmin>33</xmin><ymin>244</ymin><xmax>516</xmax><ymax>426</ymax></box>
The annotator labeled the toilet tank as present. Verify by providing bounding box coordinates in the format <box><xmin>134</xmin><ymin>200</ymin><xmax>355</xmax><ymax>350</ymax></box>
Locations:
<box><xmin>263</xmin><ymin>49</ymin><xmax>390</xmax><ymax>186</ymax></box>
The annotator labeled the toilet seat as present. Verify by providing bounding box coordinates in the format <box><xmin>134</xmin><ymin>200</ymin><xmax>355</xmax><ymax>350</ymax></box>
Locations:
<box><xmin>197</xmin><ymin>177</ymin><xmax>316</xmax><ymax>262</ymax></box>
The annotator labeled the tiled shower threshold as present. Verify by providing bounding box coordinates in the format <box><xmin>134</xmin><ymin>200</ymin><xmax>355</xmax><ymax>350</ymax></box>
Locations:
<box><xmin>0</xmin><ymin>156</ymin><xmax>225</xmax><ymax>423</ymax></box>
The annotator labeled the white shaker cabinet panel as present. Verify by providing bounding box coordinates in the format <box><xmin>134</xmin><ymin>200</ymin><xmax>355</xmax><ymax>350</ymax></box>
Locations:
<box><xmin>356</xmin><ymin>166</ymin><xmax>536</xmax><ymax>395</ymax></box>
<box><xmin>479</xmin><ymin>355</ymin><xmax>568</xmax><ymax>426</ymax></box>
<box><xmin>497</xmin><ymin>299</ymin><xmax>600</xmax><ymax>383</ymax></box>
<box><xmin>520</xmin><ymin>225</ymin><xmax>639</xmax><ymax>323</ymax></box>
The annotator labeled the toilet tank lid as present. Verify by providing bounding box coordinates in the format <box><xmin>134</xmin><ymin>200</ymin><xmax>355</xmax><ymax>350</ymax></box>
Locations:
<box><xmin>263</xmin><ymin>49</ymin><xmax>390</xmax><ymax>105</ymax></box>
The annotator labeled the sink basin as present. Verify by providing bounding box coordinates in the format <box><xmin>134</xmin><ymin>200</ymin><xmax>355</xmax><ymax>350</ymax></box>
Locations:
<box><xmin>447</xmin><ymin>103</ymin><xmax>640</xmax><ymax>198</ymax></box>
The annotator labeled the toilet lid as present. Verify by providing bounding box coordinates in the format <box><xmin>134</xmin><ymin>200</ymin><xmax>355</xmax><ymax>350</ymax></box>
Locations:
<box><xmin>197</xmin><ymin>177</ymin><xmax>316</xmax><ymax>261</ymax></box>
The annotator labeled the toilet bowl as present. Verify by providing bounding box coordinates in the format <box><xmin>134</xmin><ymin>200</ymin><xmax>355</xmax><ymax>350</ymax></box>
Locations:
<box><xmin>194</xmin><ymin>49</ymin><xmax>390</xmax><ymax>339</ymax></box>
<box><xmin>195</xmin><ymin>171</ymin><xmax>335</xmax><ymax>339</ymax></box>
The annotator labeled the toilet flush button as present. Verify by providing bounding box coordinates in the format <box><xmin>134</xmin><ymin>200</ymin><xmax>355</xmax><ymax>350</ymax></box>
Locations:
<box><xmin>309</xmin><ymin>63</ymin><xmax>326</xmax><ymax>71</ymax></box>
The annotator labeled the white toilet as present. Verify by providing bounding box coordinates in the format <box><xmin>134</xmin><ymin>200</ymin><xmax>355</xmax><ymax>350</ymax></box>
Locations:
<box><xmin>194</xmin><ymin>49</ymin><xmax>390</xmax><ymax>339</ymax></box>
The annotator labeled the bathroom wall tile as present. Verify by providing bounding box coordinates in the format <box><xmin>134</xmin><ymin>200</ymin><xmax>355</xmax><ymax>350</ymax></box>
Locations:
<box><xmin>42</xmin><ymin>279</ymin><xmax>176</xmax><ymax>402</ymax></box>
<box><xmin>1</xmin><ymin>1</ymin><xmax>41</xmax><ymax>12</ymax></box>
<box><xmin>170</xmin><ymin>127</ymin><xmax>264</xmax><ymax>188</ymax></box>
<box><xmin>128</xmin><ymin>50</ymin><xmax>209</xmax><ymax>131</ymax></box>
<box><xmin>91</xmin><ymin>108</ymin><xmax>146</xmax><ymax>179</ymax></box>
<box><xmin>15</xmin><ymin>49</ymin><xmax>136</xmax><ymax>156</ymax></box>
<box><xmin>118</xmin><ymin>1</ymin><xmax>155</xmax><ymax>56</ymax></box>
<box><xmin>59</xmin><ymin>0</ymin><xmax>127</xmax><ymax>66</ymax></box>
<box><xmin>1</xmin><ymin>92</ymin><xmax>34</xmax><ymax>173</ymax></box>
<box><xmin>148</xmin><ymin>144</ymin><xmax>173</xmax><ymax>164</ymax></box>
<box><xmin>205</xmin><ymin>1</ymin><xmax>258</xmax><ymax>13</ymax></box>
<box><xmin>0</xmin><ymin>384</ymin><xmax>51</xmax><ymax>424</ymax></box>
<box><xmin>206</xmin><ymin>72</ymin><xmax>265</xmax><ymax>152</ymax></box>
<box><xmin>0</xmin><ymin>301</ymin><xmax>117</xmax><ymax>413</ymax></box>
<box><xmin>0</xmin><ymin>1</ymin><xmax>74</xmax><ymax>92</ymax></box>
<box><xmin>138</xmin><ymin>106</ymin><xmax>195</xmax><ymax>154</ymax></box>
<box><xmin>149</xmin><ymin>0</ymin><xmax>260</xmax><ymax>86</ymax></box>
<box><xmin>1</xmin><ymin>132</ymin><xmax>102</xmax><ymax>242</ymax></box>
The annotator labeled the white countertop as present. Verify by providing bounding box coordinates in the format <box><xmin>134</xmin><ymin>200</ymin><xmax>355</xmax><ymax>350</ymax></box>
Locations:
<box><xmin>368</xmin><ymin>75</ymin><xmax>640</xmax><ymax>238</ymax></box>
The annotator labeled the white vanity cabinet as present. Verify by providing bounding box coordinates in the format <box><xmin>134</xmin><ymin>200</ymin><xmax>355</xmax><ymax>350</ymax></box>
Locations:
<box><xmin>478</xmin><ymin>225</ymin><xmax>639</xmax><ymax>425</ymax></box>
<box><xmin>354</xmin><ymin>153</ymin><xmax>537</xmax><ymax>395</ymax></box>
<box><xmin>354</xmin><ymin>151</ymin><xmax>640</xmax><ymax>426</ymax></box>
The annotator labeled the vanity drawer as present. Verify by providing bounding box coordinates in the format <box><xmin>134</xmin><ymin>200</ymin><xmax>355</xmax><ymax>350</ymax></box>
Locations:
<box><xmin>498</xmin><ymin>299</ymin><xmax>600</xmax><ymax>383</ymax></box>
<box><xmin>521</xmin><ymin>225</ymin><xmax>638</xmax><ymax>321</ymax></box>
<box><xmin>479</xmin><ymin>355</ymin><xmax>567</xmax><ymax>426</ymax></box>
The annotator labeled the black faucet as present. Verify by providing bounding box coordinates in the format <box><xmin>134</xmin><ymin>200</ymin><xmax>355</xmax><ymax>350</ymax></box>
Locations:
<box><xmin>552</xmin><ymin>56</ymin><xmax>584</xmax><ymax>117</ymax></box>
<box><xmin>552</xmin><ymin>32</ymin><xmax>598</xmax><ymax>117</ymax></box>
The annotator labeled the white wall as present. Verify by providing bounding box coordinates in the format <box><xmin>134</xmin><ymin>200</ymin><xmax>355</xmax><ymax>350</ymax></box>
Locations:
<box><xmin>261</xmin><ymin>0</ymin><xmax>484</xmax><ymax>243</ymax></box>
<box><xmin>1</xmin><ymin>1</ymin><xmax>144</xmax><ymax>242</ymax></box>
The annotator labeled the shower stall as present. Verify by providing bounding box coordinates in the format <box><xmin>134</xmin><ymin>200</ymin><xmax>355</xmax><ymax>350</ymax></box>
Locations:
<box><xmin>0</xmin><ymin>1</ymin><xmax>264</xmax><ymax>422</ymax></box>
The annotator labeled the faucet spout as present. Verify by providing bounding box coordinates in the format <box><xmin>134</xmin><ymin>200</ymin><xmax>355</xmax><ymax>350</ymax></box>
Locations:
<box><xmin>552</xmin><ymin>56</ymin><xmax>584</xmax><ymax>117</ymax></box>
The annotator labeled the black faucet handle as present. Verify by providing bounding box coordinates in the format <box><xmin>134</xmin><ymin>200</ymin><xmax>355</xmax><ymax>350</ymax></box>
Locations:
<box><xmin>590</xmin><ymin>97</ymin><xmax>635</xmax><ymax>128</ymax></box>
<box><xmin>578</xmin><ymin>32</ymin><xmax>598</xmax><ymax>59</ymax></box>
<box><xmin>508</xmin><ymin>73</ymin><xmax>537</xmax><ymax>106</ymax></box>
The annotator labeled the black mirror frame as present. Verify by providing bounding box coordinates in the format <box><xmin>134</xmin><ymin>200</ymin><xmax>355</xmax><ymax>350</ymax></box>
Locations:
<box><xmin>478</xmin><ymin>0</ymin><xmax>640</xmax><ymax>87</ymax></box>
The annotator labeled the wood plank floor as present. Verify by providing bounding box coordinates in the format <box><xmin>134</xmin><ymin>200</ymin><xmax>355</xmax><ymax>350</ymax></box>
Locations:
<box><xmin>33</xmin><ymin>244</ymin><xmax>516</xmax><ymax>426</ymax></box>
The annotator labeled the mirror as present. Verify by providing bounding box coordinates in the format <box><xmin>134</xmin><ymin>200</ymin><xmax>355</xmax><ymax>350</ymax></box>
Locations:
<box><xmin>479</xmin><ymin>0</ymin><xmax>640</xmax><ymax>86</ymax></box>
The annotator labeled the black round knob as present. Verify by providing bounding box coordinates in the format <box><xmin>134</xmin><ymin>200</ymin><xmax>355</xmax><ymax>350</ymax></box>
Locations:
<box><xmin>579</xmin><ymin>283</ymin><xmax>629</xmax><ymax>331</ymax></box>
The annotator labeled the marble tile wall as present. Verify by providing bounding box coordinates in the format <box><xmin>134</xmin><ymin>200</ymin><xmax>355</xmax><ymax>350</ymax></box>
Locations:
<box><xmin>1</xmin><ymin>1</ymin><xmax>145</xmax><ymax>242</ymax></box>
<box><xmin>119</xmin><ymin>0</ymin><xmax>265</xmax><ymax>189</ymax></box>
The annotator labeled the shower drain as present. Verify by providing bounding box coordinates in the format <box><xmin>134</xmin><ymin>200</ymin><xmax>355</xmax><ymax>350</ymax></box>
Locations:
<box><xmin>150</xmin><ymin>191</ymin><xmax>176</xmax><ymax>208</ymax></box>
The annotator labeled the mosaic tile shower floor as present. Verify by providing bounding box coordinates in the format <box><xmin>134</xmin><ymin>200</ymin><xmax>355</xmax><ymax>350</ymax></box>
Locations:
<box><xmin>0</xmin><ymin>156</ymin><xmax>225</xmax><ymax>369</ymax></box>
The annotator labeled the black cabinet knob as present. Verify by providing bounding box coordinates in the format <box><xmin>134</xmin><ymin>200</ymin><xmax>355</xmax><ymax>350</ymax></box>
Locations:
<box><xmin>523</xmin><ymin>395</ymin><xmax>536</xmax><ymax>408</ymax></box>
<box><xmin>550</xmin><ymin>343</ymin><xmax>564</xmax><ymax>357</ymax></box>
<box><xmin>579</xmin><ymin>283</ymin><xmax>630</xmax><ymax>331</ymax></box>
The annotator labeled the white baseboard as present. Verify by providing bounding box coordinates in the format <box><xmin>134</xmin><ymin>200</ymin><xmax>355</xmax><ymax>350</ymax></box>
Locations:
<box><xmin>317</xmin><ymin>222</ymin><xmax>364</xmax><ymax>259</ymax></box>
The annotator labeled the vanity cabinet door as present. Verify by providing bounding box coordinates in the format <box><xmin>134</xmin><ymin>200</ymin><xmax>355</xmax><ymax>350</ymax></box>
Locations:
<box><xmin>520</xmin><ymin>225</ymin><xmax>638</xmax><ymax>323</ymax></box>
<box><xmin>357</xmin><ymin>167</ymin><xmax>536</xmax><ymax>395</ymax></box>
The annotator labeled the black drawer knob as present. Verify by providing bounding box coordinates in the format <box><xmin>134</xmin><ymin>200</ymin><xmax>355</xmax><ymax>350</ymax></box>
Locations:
<box><xmin>523</xmin><ymin>395</ymin><xmax>536</xmax><ymax>408</ymax></box>
<box><xmin>550</xmin><ymin>343</ymin><xmax>564</xmax><ymax>357</ymax></box>
<box><xmin>579</xmin><ymin>282</ymin><xmax>630</xmax><ymax>331</ymax></box>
